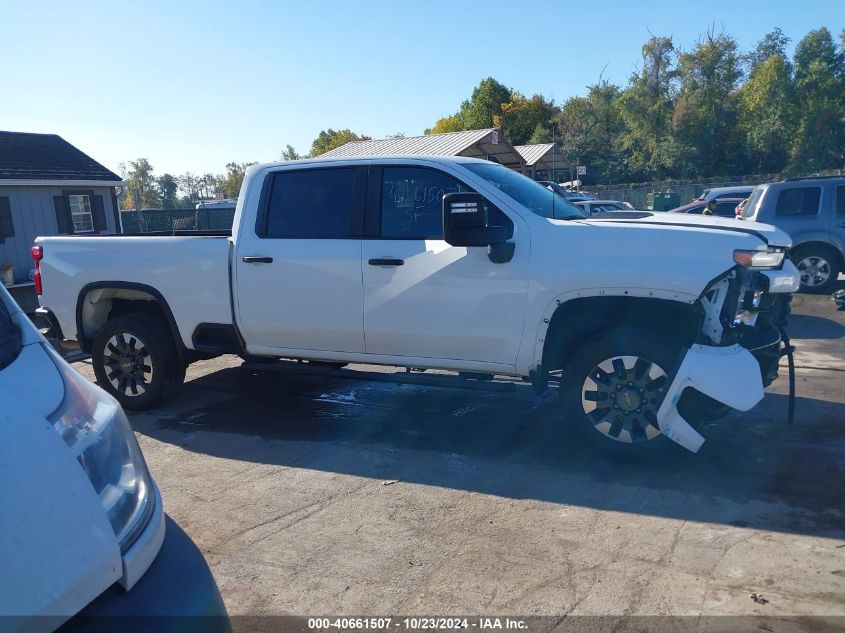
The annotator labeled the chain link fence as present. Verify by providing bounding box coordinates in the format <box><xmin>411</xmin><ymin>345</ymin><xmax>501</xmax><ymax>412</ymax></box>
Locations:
<box><xmin>120</xmin><ymin>207</ymin><xmax>235</xmax><ymax>233</ymax></box>
<box><xmin>589</xmin><ymin>174</ymin><xmax>782</xmax><ymax>209</ymax></box>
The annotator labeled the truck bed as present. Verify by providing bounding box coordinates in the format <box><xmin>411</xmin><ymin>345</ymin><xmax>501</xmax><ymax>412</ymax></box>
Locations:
<box><xmin>36</xmin><ymin>234</ymin><xmax>233</xmax><ymax>349</ymax></box>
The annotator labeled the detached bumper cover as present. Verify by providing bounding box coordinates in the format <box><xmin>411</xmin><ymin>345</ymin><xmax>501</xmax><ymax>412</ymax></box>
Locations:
<box><xmin>657</xmin><ymin>344</ymin><xmax>764</xmax><ymax>452</ymax></box>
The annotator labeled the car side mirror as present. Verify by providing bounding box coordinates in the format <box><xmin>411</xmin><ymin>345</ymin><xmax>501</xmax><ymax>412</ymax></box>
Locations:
<box><xmin>442</xmin><ymin>193</ymin><xmax>507</xmax><ymax>247</ymax></box>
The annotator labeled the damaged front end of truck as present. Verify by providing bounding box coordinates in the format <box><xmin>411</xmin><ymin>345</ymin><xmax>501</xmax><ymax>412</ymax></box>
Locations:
<box><xmin>658</xmin><ymin>253</ymin><xmax>799</xmax><ymax>452</ymax></box>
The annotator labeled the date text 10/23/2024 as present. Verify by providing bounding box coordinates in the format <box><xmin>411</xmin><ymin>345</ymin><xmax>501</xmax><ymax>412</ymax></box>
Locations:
<box><xmin>307</xmin><ymin>618</ymin><xmax>528</xmax><ymax>631</ymax></box>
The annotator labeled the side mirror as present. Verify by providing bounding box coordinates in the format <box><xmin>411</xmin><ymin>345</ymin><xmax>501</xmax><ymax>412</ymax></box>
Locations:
<box><xmin>442</xmin><ymin>192</ymin><xmax>507</xmax><ymax>247</ymax></box>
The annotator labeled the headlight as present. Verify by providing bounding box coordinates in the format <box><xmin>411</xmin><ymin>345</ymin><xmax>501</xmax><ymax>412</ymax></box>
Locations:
<box><xmin>46</xmin><ymin>346</ymin><xmax>153</xmax><ymax>552</ymax></box>
<box><xmin>733</xmin><ymin>248</ymin><xmax>785</xmax><ymax>268</ymax></box>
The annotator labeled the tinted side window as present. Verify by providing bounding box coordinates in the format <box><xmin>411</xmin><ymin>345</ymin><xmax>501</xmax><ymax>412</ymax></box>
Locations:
<box><xmin>381</xmin><ymin>167</ymin><xmax>467</xmax><ymax>239</ymax></box>
<box><xmin>775</xmin><ymin>187</ymin><xmax>821</xmax><ymax>216</ymax></box>
<box><xmin>265</xmin><ymin>168</ymin><xmax>356</xmax><ymax>238</ymax></box>
<box><xmin>837</xmin><ymin>185</ymin><xmax>845</xmax><ymax>215</ymax></box>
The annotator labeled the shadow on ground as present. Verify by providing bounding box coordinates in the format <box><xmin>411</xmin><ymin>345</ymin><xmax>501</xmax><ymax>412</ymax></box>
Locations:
<box><xmin>132</xmin><ymin>361</ymin><xmax>845</xmax><ymax>539</ymax></box>
<box><xmin>787</xmin><ymin>312</ymin><xmax>845</xmax><ymax>340</ymax></box>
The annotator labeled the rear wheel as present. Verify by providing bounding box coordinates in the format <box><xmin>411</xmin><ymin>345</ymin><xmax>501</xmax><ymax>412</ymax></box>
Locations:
<box><xmin>559</xmin><ymin>328</ymin><xmax>679</xmax><ymax>452</ymax></box>
<box><xmin>92</xmin><ymin>313</ymin><xmax>184</xmax><ymax>410</ymax></box>
<box><xmin>791</xmin><ymin>246</ymin><xmax>841</xmax><ymax>294</ymax></box>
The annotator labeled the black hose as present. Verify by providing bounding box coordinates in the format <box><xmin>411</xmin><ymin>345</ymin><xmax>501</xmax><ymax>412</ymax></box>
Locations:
<box><xmin>779</xmin><ymin>327</ymin><xmax>796</xmax><ymax>425</ymax></box>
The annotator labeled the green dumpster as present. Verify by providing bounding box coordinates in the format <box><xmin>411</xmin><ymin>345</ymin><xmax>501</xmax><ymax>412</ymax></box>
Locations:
<box><xmin>646</xmin><ymin>191</ymin><xmax>680</xmax><ymax>211</ymax></box>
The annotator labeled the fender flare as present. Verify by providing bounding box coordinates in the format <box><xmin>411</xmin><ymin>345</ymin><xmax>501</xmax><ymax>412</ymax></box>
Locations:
<box><xmin>789</xmin><ymin>235</ymin><xmax>845</xmax><ymax>266</ymax></box>
<box><xmin>75</xmin><ymin>281</ymin><xmax>185</xmax><ymax>360</ymax></box>
<box><xmin>526</xmin><ymin>287</ymin><xmax>699</xmax><ymax>373</ymax></box>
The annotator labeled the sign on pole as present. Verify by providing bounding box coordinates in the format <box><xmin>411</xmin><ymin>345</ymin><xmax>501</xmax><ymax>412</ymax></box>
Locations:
<box><xmin>577</xmin><ymin>165</ymin><xmax>587</xmax><ymax>176</ymax></box>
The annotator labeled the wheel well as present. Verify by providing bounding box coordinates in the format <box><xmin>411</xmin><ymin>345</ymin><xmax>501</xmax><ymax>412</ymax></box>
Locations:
<box><xmin>76</xmin><ymin>285</ymin><xmax>183</xmax><ymax>359</ymax></box>
<box><xmin>541</xmin><ymin>296</ymin><xmax>702</xmax><ymax>371</ymax></box>
<box><xmin>790</xmin><ymin>241</ymin><xmax>844</xmax><ymax>268</ymax></box>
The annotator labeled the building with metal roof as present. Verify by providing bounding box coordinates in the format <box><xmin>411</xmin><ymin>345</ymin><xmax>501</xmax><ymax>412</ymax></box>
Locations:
<box><xmin>514</xmin><ymin>143</ymin><xmax>570</xmax><ymax>180</ymax></box>
<box><xmin>320</xmin><ymin>128</ymin><xmax>526</xmax><ymax>171</ymax></box>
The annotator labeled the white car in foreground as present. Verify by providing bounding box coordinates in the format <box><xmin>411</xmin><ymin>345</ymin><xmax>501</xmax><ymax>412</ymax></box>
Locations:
<box><xmin>0</xmin><ymin>285</ymin><xmax>229</xmax><ymax>632</ymax></box>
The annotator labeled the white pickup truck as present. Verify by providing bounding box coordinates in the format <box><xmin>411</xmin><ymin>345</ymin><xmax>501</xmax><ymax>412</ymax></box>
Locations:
<box><xmin>34</xmin><ymin>156</ymin><xmax>800</xmax><ymax>453</ymax></box>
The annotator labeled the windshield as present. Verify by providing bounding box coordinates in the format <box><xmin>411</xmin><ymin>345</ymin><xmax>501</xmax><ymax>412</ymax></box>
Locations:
<box><xmin>464</xmin><ymin>163</ymin><xmax>587</xmax><ymax>220</ymax></box>
<box><xmin>0</xmin><ymin>294</ymin><xmax>23</xmax><ymax>371</ymax></box>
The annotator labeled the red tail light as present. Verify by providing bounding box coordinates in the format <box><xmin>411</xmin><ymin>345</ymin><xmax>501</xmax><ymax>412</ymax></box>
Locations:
<box><xmin>31</xmin><ymin>245</ymin><xmax>43</xmax><ymax>295</ymax></box>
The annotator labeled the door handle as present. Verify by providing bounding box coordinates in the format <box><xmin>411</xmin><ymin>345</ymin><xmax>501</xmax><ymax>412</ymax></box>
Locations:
<box><xmin>368</xmin><ymin>258</ymin><xmax>404</xmax><ymax>266</ymax></box>
<box><xmin>242</xmin><ymin>256</ymin><xmax>273</xmax><ymax>264</ymax></box>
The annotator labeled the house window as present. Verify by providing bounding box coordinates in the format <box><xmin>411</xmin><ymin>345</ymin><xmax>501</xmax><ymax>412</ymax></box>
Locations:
<box><xmin>69</xmin><ymin>194</ymin><xmax>94</xmax><ymax>233</ymax></box>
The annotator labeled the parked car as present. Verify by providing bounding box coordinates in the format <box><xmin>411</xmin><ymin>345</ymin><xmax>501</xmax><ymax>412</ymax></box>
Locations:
<box><xmin>670</xmin><ymin>198</ymin><xmax>746</xmax><ymax>218</ymax></box>
<box><xmin>574</xmin><ymin>200</ymin><xmax>635</xmax><ymax>215</ymax></box>
<box><xmin>536</xmin><ymin>180</ymin><xmax>593</xmax><ymax>202</ymax></box>
<box><xmin>695</xmin><ymin>185</ymin><xmax>755</xmax><ymax>202</ymax></box>
<box><xmin>0</xmin><ymin>284</ymin><xmax>229</xmax><ymax>632</ymax></box>
<box><xmin>741</xmin><ymin>175</ymin><xmax>845</xmax><ymax>293</ymax></box>
<box><xmin>34</xmin><ymin>156</ymin><xmax>799</xmax><ymax>454</ymax></box>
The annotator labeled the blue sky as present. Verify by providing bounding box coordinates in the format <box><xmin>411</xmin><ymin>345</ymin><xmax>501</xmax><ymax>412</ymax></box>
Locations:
<box><xmin>1</xmin><ymin>1</ymin><xmax>842</xmax><ymax>177</ymax></box>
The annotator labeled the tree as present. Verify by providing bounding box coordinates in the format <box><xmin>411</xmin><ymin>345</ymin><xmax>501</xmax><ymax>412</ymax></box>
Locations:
<box><xmin>157</xmin><ymin>174</ymin><xmax>179</xmax><ymax>208</ymax></box>
<box><xmin>747</xmin><ymin>27</ymin><xmax>791</xmax><ymax>74</ymax></box>
<box><xmin>738</xmin><ymin>54</ymin><xmax>795</xmax><ymax>172</ymax></box>
<box><xmin>198</xmin><ymin>174</ymin><xmax>221</xmax><ymax>200</ymax></box>
<box><xmin>310</xmin><ymin>129</ymin><xmax>370</xmax><ymax>156</ymax></box>
<box><xmin>790</xmin><ymin>28</ymin><xmax>845</xmax><ymax>171</ymax></box>
<box><xmin>218</xmin><ymin>162</ymin><xmax>257</xmax><ymax>198</ymax></box>
<box><xmin>457</xmin><ymin>77</ymin><xmax>513</xmax><ymax>130</ymax></box>
<box><xmin>177</xmin><ymin>172</ymin><xmax>203</xmax><ymax>204</ymax></box>
<box><xmin>558</xmin><ymin>82</ymin><xmax>628</xmax><ymax>184</ymax></box>
<box><xmin>121</xmin><ymin>158</ymin><xmax>160</xmax><ymax>209</ymax></box>
<box><xmin>426</xmin><ymin>115</ymin><xmax>463</xmax><ymax>135</ymax></box>
<box><xmin>281</xmin><ymin>144</ymin><xmax>304</xmax><ymax>161</ymax></box>
<box><xmin>671</xmin><ymin>31</ymin><xmax>744</xmax><ymax>176</ymax></box>
<box><xmin>618</xmin><ymin>36</ymin><xmax>680</xmax><ymax>179</ymax></box>
<box><xmin>495</xmin><ymin>92</ymin><xmax>557</xmax><ymax>145</ymax></box>
<box><xmin>527</xmin><ymin>122</ymin><xmax>553</xmax><ymax>144</ymax></box>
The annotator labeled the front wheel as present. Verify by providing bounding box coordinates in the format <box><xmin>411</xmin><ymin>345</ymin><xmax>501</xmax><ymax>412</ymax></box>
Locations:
<box><xmin>92</xmin><ymin>313</ymin><xmax>184</xmax><ymax>410</ymax></box>
<box><xmin>559</xmin><ymin>328</ymin><xmax>680</xmax><ymax>452</ymax></box>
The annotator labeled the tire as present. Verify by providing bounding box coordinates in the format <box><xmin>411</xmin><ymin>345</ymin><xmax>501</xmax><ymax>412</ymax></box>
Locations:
<box><xmin>559</xmin><ymin>327</ymin><xmax>681</xmax><ymax>454</ymax></box>
<box><xmin>92</xmin><ymin>313</ymin><xmax>184</xmax><ymax>410</ymax></box>
<box><xmin>790</xmin><ymin>246</ymin><xmax>841</xmax><ymax>294</ymax></box>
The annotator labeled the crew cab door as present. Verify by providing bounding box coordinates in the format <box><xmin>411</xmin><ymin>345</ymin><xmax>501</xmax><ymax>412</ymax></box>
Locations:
<box><xmin>361</xmin><ymin>164</ymin><xmax>528</xmax><ymax>369</ymax></box>
<box><xmin>234</xmin><ymin>165</ymin><xmax>367</xmax><ymax>355</ymax></box>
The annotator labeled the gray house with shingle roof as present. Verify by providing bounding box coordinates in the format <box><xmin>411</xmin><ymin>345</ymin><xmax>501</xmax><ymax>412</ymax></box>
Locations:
<box><xmin>0</xmin><ymin>131</ymin><xmax>124</xmax><ymax>312</ymax></box>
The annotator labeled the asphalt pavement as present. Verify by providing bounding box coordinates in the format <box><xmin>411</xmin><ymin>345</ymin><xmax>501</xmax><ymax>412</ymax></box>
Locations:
<box><xmin>72</xmin><ymin>288</ymin><xmax>845</xmax><ymax>627</ymax></box>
